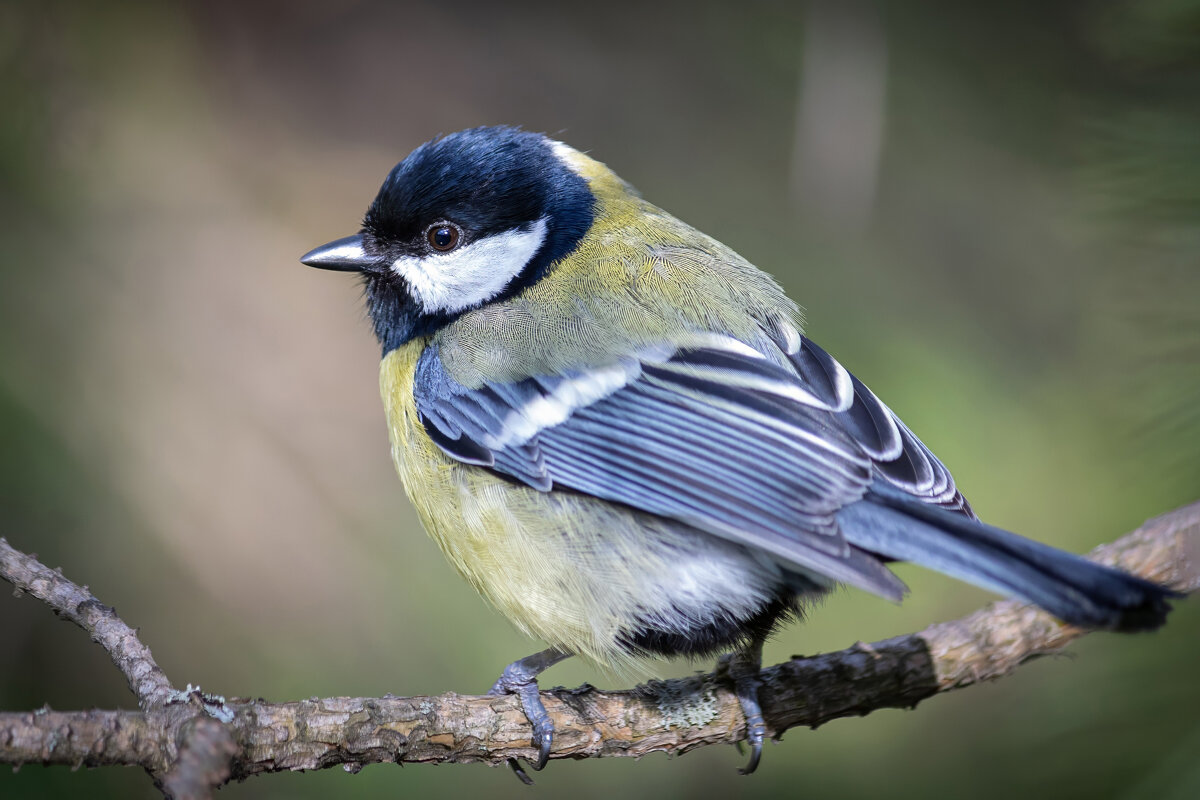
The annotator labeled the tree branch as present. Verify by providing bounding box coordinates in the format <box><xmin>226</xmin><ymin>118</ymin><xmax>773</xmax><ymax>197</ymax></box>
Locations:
<box><xmin>158</xmin><ymin>716</ymin><xmax>239</xmax><ymax>800</ymax></box>
<box><xmin>1</xmin><ymin>502</ymin><xmax>1196</xmax><ymax>793</ymax></box>
<box><xmin>0</xmin><ymin>538</ymin><xmax>175</xmax><ymax>710</ymax></box>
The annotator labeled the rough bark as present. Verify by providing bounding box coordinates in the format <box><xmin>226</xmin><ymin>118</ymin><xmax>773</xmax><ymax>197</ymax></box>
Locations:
<box><xmin>1</xmin><ymin>501</ymin><xmax>1196</xmax><ymax>796</ymax></box>
<box><xmin>1</xmin><ymin>539</ymin><xmax>174</xmax><ymax>709</ymax></box>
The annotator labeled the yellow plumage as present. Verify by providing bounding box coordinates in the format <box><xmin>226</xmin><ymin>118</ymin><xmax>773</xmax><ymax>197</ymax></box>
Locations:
<box><xmin>379</xmin><ymin>145</ymin><xmax>806</xmax><ymax>673</ymax></box>
<box><xmin>374</xmin><ymin>143</ymin><xmax>806</xmax><ymax>676</ymax></box>
<box><xmin>383</xmin><ymin>341</ymin><xmax>779</xmax><ymax>675</ymax></box>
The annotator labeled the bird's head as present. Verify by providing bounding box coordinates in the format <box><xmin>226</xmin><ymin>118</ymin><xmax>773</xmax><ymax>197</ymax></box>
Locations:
<box><xmin>302</xmin><ymin>126</ymin><xmax>596</xmax><ymax>353</ymax></box>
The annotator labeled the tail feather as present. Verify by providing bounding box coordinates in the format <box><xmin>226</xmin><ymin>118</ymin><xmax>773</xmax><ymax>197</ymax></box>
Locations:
<box><xmin>838</xmin><ymin>489</ymin><xmax>1178</xmax><ymax>632</ymax></box>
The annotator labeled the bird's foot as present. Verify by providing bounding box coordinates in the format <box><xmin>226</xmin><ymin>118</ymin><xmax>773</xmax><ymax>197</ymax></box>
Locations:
<box><xmin>722</xmin><ymin>641</ymin><xmax>767</xmax><ymax>775</ymax></box>
<box><xmin>732</xmin><ymin>674</ymin><xmax>766</xmax><ymax>775</ymax></box>
<box><xmin>487</xmin><ymin>648</ymin><xmax>569</xmax><ymax>784</ymax></box>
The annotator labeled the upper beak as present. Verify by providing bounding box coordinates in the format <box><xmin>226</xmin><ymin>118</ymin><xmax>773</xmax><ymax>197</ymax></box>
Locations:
<box><xmin>300</xmin><ymin>234</ymin><xmax>375</xmax><ymax>271</ymax></box>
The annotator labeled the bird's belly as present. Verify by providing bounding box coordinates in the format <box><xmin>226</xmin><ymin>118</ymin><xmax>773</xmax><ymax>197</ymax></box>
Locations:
<box><xmin>380</xmin><ymin>344</ymin><xmax>797</xmax><ymax>670</ymax></box>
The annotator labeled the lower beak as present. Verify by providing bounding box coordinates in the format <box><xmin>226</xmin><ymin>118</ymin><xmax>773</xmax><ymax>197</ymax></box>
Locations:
<box><xmin>300</xmin><ymin>234</ymin><xmax>375</xmax><ymax>271</ymax></box>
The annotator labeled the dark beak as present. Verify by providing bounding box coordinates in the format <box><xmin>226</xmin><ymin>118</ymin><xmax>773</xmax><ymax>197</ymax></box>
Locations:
<box><xmin>300</xmin><ymin>234</ymin><xmax>375</xmax><ymax>271</ymax></box>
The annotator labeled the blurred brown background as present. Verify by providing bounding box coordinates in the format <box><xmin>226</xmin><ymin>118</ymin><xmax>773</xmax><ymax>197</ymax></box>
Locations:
<box><xmin>2</xmin><ymin>1</ymin><xmax>1198</xmax><ymax>797</ymax></box>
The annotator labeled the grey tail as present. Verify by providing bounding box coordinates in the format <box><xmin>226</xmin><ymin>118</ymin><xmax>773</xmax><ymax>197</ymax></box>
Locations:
<box><xmin>837</xmin><ymin>487</ymin><xmax>1178</xmax><ymax>632</ymax></box>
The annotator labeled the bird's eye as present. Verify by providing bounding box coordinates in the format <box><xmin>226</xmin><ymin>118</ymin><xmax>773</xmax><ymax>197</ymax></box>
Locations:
<box><xmin>426</xmin><ymin>222</ymin><xmax>462</xmax><ymax>252</ymax></box>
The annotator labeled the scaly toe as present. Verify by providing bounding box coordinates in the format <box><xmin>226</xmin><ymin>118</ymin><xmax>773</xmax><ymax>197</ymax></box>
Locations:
<box><xmin>487</xmin><ymin>649</ymin><xmax>570</xmax><ymax>783</ymax></box>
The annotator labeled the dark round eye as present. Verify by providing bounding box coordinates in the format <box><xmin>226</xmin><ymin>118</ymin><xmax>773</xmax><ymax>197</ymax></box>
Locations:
<box><xmin>426</xmin><ymin>222</ymin><xmax>462</xmax><ymax>252</ymax></box>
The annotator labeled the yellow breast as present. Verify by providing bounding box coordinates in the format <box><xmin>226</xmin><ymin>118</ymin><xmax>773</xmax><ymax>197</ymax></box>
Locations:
<box><xmin>380</xmin><ymin>341</ymin><xmax>642</xmax><ymax>670</ymax></box>
<box><xmin>380</xmin><ymin>341</ymin><xmax>782</xmax><ymax>675</ymax></box>
<box><xmin>375</xmin><ymin>149</ymin><xmax>801</xmax><ymax>672</ymax></box>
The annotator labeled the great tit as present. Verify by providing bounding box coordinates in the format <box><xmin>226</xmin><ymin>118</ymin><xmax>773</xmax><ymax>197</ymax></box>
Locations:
<box><xmin>301</xmin><ymin>126</ymin><xmax>1175</xmax><ymax>779</ymax></box>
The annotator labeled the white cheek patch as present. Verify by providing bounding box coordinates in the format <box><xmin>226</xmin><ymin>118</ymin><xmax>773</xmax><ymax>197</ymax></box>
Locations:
<box><xmin>391</xmin><ymin>218</ymin><xmax>549</xmax><ymax>314</ymax></box>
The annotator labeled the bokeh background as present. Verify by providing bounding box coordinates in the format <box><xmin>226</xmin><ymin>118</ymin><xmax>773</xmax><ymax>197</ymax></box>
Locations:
<box><xmin>2</xmin><ymin>1</ymin><xmax>1198</xmax><ymax>797</ymax></box>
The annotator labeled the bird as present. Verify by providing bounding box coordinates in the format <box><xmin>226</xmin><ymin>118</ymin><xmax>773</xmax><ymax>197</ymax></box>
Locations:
<box><xmin>301</xmin><ymin>125</ymin><xmax>1177</xmax><ymax>780</ymax></box>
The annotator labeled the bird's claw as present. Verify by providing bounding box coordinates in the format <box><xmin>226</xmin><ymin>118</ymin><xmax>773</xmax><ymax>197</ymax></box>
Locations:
<box><xmin>489</xmin><ymin>653</ymin><xmax>560</xmax><ymax>783</ymax></box>
<box><xmin>737</xmin><ymin>707</ymin><xmax>765</xmax><ymax>775</ymax></box>
<box><xmin>727</xmin><ymin>641</ymin><xmax>767</xmax><ymax>775</ymax></box>
<box><xmin>507</xmin><ymin>757</ymin><xmax>535</xmax><ymax>785</ymax></box>
<box><xmin>534</xmin><ymin>722</ymin><xmax>553</xmax><ymax>770</ymax></box>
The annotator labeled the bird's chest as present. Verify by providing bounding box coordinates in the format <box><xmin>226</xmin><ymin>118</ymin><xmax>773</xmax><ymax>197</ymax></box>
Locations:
<box><xmin>378</xmin><ymin>343</ymin><xmax>791</xmax><ymax>668</ymax></box>
<box><xmin>380</xmin><ymin>343</ymin><xmax>627</xmax><ymax>660</ymax></box>
<box><xmin>380</xmin><ymin>343</ymin><xmax>527</xmax><ymax>590</ymax></box>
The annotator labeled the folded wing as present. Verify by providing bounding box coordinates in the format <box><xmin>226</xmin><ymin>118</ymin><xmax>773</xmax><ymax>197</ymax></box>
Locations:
<box><xmin>415</xmin><ymin>328</ymin><xmax>971</xmax><ymax>600</ymax></box>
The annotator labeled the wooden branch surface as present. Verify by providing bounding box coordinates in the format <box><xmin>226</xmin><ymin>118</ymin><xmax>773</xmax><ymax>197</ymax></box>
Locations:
<box><xmin>1</xmin><ymin>502</ymin><xmax>1196</xmax><ymax>791</ymax></box>
<box><xmin>0</xmin><ymin>538</ymin><xmax>175</xmax><ymax>710</ymax></box>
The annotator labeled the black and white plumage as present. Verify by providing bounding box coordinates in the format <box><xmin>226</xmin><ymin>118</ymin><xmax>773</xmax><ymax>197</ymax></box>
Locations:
<box><xmin>302</xmin><ymin>126</ymin><xmax>1177</xmax><ymax>778</ymax></box>
<box><xmin>412</xmin><ymin>328</ymin><xmax>1165</xmax><ymax>634</ymax></box>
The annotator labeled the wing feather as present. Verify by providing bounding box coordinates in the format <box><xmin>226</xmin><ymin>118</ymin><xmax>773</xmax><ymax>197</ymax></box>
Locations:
<box><xmin>413</xmin><ymin>329</ymin><xmax>968</xmax><ymax>597</ymax></box>
<box><xmin>769</xmin><ymin>330</ymin><xmax>975</xmax><ymax>517</ymax></box>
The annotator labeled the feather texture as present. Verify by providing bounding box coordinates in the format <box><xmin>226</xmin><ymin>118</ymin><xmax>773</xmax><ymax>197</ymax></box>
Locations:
<box><xmin>412</xmin><ymin>327</ymin><xmax>979</xmax><ymax>602</ymax></box>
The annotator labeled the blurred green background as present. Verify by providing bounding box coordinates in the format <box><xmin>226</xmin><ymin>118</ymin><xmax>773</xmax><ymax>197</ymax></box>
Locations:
<box><xmin>2</xmin><ymin>0</ymin><xmax>1198</xmax><ymax>797</ymax></box>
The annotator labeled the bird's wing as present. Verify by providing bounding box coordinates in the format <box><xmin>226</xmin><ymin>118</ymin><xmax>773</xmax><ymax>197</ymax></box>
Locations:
<box><xmin>413</xmin><ymin>326</ymin><xmax>969</xmax><ymax>599</ymax></box>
